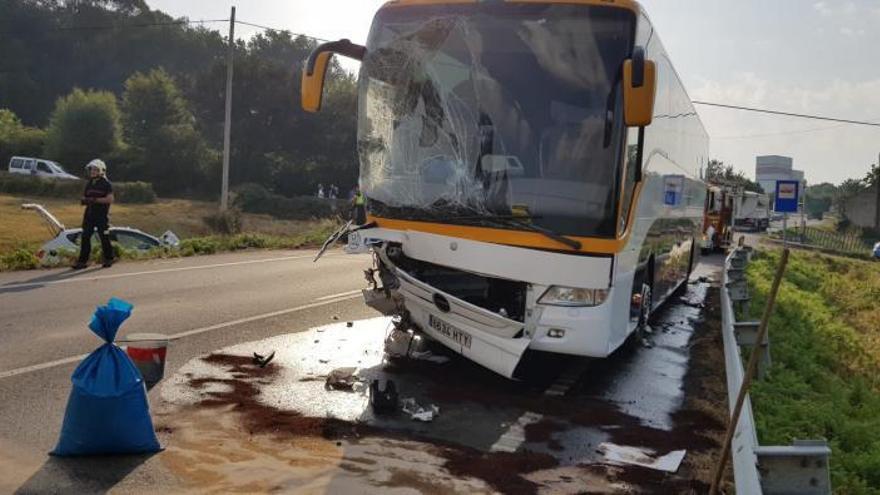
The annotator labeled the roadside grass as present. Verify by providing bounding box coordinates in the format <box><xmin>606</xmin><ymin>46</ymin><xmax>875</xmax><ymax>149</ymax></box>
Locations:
<box><xmin>746</xmin><ymin>249</ymin><xmax>880</xmax><ymax>493</ymax></box>
<box><xmin>0</xmin><ymin>193</ymin><xmax>341</xmax><ymax>271</ymax></box>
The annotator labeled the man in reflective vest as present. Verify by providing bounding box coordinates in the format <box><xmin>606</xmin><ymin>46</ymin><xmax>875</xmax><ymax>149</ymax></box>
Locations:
<box><xmin>352</xmin><ymin>185</ymin><xmax>366</xmax><ymax>225</ymax></box>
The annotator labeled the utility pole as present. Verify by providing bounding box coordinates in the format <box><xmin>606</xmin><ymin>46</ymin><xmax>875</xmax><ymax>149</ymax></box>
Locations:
<box><xmin>220</xmin><ymin>6</ymin><xmax>236</xmax><ymax>211</ymax></box>
<box><xmin>875</xmin><ymin>152</ymin><xmax>880</xmax><ymax>230</ymax></box>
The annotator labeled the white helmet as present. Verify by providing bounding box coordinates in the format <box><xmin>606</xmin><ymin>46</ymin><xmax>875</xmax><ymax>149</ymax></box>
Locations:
<box><xmin>85</xmin><ymin>159</ymin><xmax>107</xmax><ymax>176</ymax></box>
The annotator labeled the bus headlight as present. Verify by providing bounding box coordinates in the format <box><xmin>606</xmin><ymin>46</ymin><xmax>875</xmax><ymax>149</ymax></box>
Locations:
<box><xmin>538</xmin><ymin>286</ymin><xmax>609</xmax><ymax>307</ymax></box>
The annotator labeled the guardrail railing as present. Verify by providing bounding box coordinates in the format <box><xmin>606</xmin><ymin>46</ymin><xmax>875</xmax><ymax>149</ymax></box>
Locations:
<box><xmin>721</xmin><ymin>246</ymin><xmax>832</xmax><ymax>494</ymax></box>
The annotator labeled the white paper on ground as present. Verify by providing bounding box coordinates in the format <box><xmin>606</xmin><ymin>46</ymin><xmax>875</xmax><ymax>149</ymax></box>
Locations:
<box><xmin>598</xmin><ymin>442</ymin><xmax>686</xmax><ymax>473</ymax></box>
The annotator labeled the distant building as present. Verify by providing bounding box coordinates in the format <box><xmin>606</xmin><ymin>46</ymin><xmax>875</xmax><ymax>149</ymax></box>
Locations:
<box><xmin>755</xmin><ymin>155</ymin><xmax>806</xmax><ymax>195</ymax></box>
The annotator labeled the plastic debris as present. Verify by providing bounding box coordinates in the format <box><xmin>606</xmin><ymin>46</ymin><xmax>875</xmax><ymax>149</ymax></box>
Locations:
<box><xmin>252</xmin><ymin>351</ymin><xmax>275</xmax><ymax>368</ymax></box>
<box><xmin>385</xmin><ymin>328</ymin><xmax>450</xmax><ymax>364</ymax></box>
<box><xmin>52</xmin><ymin>298</ymin><xmax>161</xmax><ymax>456</ymax></box>
<box><xmin>325</xmin><ymin>367</ymin><xmax>361</xmax><ymax>391</ymax></box>
<box><xmin>401</xmin><ymin>397</ymin><xmax>440</xmax><ymax>422</ymax></box>
<box><xmin>369</xmin><ymin>379</ymin><xmax>398</xmax><ymax>414</ymax></box>
<box><xmin>598</xmin><ymin>442</ymin><xmax>686</xmax><ymax>473</ymax></box>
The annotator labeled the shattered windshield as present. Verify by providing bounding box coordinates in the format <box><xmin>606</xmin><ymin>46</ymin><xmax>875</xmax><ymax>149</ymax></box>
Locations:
<box><xmin>358</xmin><ymin>4</ymin><xmax>634</xmax><ymax>238</ymax></box>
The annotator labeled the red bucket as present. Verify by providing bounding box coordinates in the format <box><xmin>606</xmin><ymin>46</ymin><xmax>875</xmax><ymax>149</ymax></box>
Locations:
<box><xmin>124</xmin><ymin>333</ymin><xmax>169</xmax><ymax>388</ymax></box>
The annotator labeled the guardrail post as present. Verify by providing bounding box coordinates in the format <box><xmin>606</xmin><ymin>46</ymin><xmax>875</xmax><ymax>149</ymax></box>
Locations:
<box><xmin>755</xmin><ymin>440</ymin><xmax>832</xmax><ymax>495</ymax></box>
<box><xmin>734</xmin><ymin>321</ymin><xmax>770</xmax><ymax>379</ymax></box>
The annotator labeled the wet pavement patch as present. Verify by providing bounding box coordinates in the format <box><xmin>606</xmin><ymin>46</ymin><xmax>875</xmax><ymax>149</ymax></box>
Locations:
<box><xmin>159</xmin><ymin>269</ymin><xmax>730</xmax><ymax>492</ymax></box>
<box><xmin>440</xmin><ymin>447</ymin><xmax>559</xmax><ymax>494</ymax></box>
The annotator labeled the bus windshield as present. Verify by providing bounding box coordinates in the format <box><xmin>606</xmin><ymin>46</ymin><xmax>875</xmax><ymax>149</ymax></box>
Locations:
<box><xmin>358</xmin><ymin>4</ymin><xmax>635</xmax><ymax>238</ymax></box>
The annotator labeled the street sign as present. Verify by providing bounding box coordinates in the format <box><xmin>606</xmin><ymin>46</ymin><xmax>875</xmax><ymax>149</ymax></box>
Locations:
<box><xmin>663</xmin><ymin>175</ymin><xmax>685</xmax><ymax>206</ymax></box>
<box><xmin>774</xmin><ymin>180</ymin><xmax>800</xmax><ymax>213</ymax></box>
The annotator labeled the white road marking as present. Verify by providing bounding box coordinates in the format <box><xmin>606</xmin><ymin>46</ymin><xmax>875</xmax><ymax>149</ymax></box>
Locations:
<box><xmin>490</xmin><ymin>411</ymin><xmax>544</xmax><ymax>453</ymax></box>
<box><xmin>0</xmin><ymin>354</ymin><xmax>89</xmax><ymax>381</ymax></box>
<box><xmin>315</xmin><ymin>289</ymin><xmax>363</xmax><ymax>301</ymax></box>
<box><xmin>169</xmin><ymin>294</ymin><xmax>361</xmax><ymax>340</ymax></box>
<box><xmin>0</xmin><ymin>252</ymin><xmax>352</xmax><ymax>290</ymax></box>
<box><xmin>0</xmin><ymin>293</ymin><xmax>362</xmax><ymax>380</ymax></box>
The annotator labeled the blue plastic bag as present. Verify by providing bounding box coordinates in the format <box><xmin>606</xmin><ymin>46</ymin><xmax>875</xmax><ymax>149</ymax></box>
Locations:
<box><xmin>52</xmin><ymin>298</ymin><xmax>161</xmax><ymax>456</ymax></box>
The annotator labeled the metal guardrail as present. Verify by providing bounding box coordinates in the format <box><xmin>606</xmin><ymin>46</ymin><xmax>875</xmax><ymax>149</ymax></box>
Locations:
<box><xmin>721</xmin><ymin>247</ymin><xmax>833</xmax><ymax>494</ymax></box>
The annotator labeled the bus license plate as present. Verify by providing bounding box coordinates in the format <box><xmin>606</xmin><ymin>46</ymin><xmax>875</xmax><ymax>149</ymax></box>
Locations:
<box><xmin>428</xmin><ymin>314</ymin><xmax>472</xmax><ymax>349</ymax></box>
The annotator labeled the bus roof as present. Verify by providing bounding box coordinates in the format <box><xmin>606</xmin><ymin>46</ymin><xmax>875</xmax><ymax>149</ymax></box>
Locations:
<box><xmin>381</xmin><ymin>0</ymin><xmax>641</xmax><ymax>15</ymax></box>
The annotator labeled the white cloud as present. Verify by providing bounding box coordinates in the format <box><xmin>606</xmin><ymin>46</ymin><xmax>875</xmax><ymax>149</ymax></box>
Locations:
<box><xmin>839</xmin><ymin>26</ymin><xmax>865</xmax><ymax>37</ymax></box>
<box><xmin>813</xmin><ymin>1</ymin><xmax>833</xmax><ymax>16</ymax></box>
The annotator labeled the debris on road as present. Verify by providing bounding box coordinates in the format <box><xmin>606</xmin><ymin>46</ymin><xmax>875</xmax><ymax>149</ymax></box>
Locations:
<box><xmin>369</xmin><ymin>379</ymin><xmax>398</xmax><ymax>414</ymax></box>
<box><xmin>384</xmin><ymin>326</ymin><xmax>450</xmax><ymax>364</ymax></box>
<box><xmin>401</xmin><ymin>398</ymin><xmax>440</xmax><ymax>422</ymax></box>
<box><xmin>252</xmin><ymin>350</ymin><xmax>275</xmax><ymax>368</ymax></box>
<box><xmin>599</xmin><ymin>442</ymin><xmax>686</xmax><ymax>473</ymax></box>
<box><xmin>325</xmin><ymin>367</ymin><xmax>362</xmax><ymax>391</ymax></box>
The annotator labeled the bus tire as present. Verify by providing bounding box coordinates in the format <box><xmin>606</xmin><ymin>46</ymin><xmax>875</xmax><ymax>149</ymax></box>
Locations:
<box><xmin>637</xmin><ymin>283</ymin><xmax>653</xmax><ymax>337</ymax></box>
<box><xmin>636</xmin><ymin>258</ymin><xmax>654</xmax><ymax>335</ymax></box>
<box><xmin>686</xmin><ymin>238</ymin><xmax>696</xmax><ymax>278</ymax></box>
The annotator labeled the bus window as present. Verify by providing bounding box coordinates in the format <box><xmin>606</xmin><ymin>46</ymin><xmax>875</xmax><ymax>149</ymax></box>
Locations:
<box><xmin>619</xmin><ymin>132</ymin><xmax>639</xmax><ymax>234</ymax></box>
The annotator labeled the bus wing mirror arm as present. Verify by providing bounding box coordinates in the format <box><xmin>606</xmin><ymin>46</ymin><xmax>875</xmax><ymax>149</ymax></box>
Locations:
<box><xmin>301</xmin><ymin>39</ymin><xmax>366</xmax><ymax>113</ymax></box>
<box><xmin>623</xmin><ymin>46</ymin><xmax>656</xmax><ymax>127</ymax></box>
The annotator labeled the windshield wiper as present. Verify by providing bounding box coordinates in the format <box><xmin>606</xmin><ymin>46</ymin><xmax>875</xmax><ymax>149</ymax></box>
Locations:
<box><xmin>450</xmin><ymin>214</ymin><xmax>582</xmax><ymax>251</ymax></box>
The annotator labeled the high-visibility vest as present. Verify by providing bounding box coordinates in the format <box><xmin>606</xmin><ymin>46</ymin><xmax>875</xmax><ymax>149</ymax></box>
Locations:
<box><xmin>354</xmin><ymin>192</ymin><xmax>365</xmax><ymax>206</ymax></box>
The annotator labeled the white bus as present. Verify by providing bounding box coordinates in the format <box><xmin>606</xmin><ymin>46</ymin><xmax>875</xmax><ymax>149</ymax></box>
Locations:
<box><xmin>303</xmin><ymin>0</ymin><xmax>709</xmax><ymax>377</ymax></box>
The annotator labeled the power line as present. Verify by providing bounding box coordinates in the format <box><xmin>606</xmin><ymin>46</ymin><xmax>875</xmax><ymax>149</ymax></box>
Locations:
<box><xmin>0</xmin><ymin>18</ymin><xmax>229</xmax><ymax>36</ymax></box>
<box><xmin>712</xmin><ymin>123</ymin><xmax>849</xmax><ymax>140</ymax></box>
<box><xmin>234</xmin><ymin>19</ymin><xmax>330</xmax><ymax>43</ymax></box>
<box><xmin>692</xmin><ymin>101</ymin><xmax>880</xmax><ymax>128</ymax></box>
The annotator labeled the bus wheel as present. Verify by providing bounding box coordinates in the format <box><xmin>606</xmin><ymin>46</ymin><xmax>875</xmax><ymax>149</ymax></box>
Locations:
<box><xmin>636</xmin><ymin>283</ymin><xmax>653</xmax><ymax>336</ymax></box>
<box><xmin>687</xmin><ymin>239</ymin><xmax>696</xmax><ymax>278</ymax></box>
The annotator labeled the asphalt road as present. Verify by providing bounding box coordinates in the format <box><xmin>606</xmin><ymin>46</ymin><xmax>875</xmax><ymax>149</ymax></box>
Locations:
<box><xmin>0</xmin><ymin>250</ymin><xmax>728</xmax><ymax>493</ymax></box>
<box><xmin>0</xmin><ymin>249</ymin><xmax>376</xmax><ymax>459</ymax></box>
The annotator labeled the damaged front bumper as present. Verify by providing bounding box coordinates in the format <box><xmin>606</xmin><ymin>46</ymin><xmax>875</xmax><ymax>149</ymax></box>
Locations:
<box><xmin>395</xmin><ymin>268</ymin><xmax>530</xmax><ymax>378</ymax></box>
<box><xmin>354</xmin><ymin>228</ymin><xmax>617</xmax><ymax>378</ymax></box>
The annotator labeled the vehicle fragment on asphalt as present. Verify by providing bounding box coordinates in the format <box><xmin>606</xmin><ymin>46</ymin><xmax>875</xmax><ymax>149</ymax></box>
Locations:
<box><xmin>598</xmin><ymin>442</ymin><xmax>686</xmax><ymax>473</ymax></box>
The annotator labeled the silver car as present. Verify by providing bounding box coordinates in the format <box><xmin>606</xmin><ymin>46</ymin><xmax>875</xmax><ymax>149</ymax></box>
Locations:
<box><xmin>22</xmin><ymin>204</ymin><xmax>179</xmax><ymax>266</ymax></box>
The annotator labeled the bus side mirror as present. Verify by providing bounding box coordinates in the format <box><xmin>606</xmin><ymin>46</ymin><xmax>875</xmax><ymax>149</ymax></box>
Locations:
<box><xmin>301</xmin><ymin>39</ymin><xmax>366</xmax><ymax>113</ymax></box>
<box><xmin>623</xmin><ymin>47</ymin><xmax>656</xmax><ymax>127</ymax></box>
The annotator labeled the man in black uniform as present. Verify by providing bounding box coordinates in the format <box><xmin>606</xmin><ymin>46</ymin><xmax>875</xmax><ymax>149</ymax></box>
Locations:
<box><xmin>73</xmin><ymin>159</ymin><xmax>114</xmax><ymax>269</ymax></box>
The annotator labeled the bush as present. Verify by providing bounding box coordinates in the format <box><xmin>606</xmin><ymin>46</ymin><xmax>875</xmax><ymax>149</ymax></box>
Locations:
<box><xmin>0</xmin><ymin>247</ymin><xmax>40</xmax><ymax>270</ymax></box>
<box><xmin>113</xmin><ymin>181</ymin><xmax>156</xmax><ymax>204</ymax></box>
<box><xmin>203</xmin><ymin>208</ymin><xmax>243</xmax><ymax>235</ymax></box>
<box><xmin>0</xmin><ymin>172</ymin><xmax>157</xmax><ymax>204</ymax></box>
<box><xmin>178</xmin><ymin>237</ymin><xmax>219</xmax><ymax>256</ymax></box>
<box><xmin>0</xmin><ymin>109</ymin><xmax>47</xmax><ymax>167</ymax></box>
<box><xmin>233</xmin><ymin>183</ymin><xmax>347</xmax><ymax>221</ymax></box>
<box><xmin>747</xmin><ymin>250</ymin><xmax>880</xmax><ymax>492</ymax></box>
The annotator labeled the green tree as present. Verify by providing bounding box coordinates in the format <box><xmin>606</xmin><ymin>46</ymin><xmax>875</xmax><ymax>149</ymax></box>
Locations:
<box><xmin>835</xmin><ymin>178</ymin><xmax>864</xmax><ymax>218</ymax></box>
<box><xmin>805</xmin><ymin>182</ymin><xmax>836</xmax><ymax>219</ymax></box>
<box><xmin>43</xmin><ymin>89</ymin><xmax>122</xmax><ymax>169</ymax></box>
<box><xmin>706</xmin><ymin>159</ymin><xmax>764</xmax><ymax>193</ymax></box>
<box><xmin>121</xmin><ymin>68</ymin><xmax>216</xmax><ymax>194</ymax></box>
<box><xmin>0</xmin><ymin>108</ymin><xmax>47</xmax><ymax>166</ymax></box>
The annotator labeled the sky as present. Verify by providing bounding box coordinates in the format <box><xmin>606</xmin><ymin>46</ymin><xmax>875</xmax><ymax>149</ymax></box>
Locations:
<box><xmin>148</xmin><ymin>0</ymin><xmax>880</xmax><ymax>185</ymax></box>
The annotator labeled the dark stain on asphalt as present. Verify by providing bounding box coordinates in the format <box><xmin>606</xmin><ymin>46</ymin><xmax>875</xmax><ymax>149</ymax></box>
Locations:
<box><xmin>524</xmin><ymin>419</ymin><xmax>566</xmax><ymax>451</ymax></box>
<box><xmin>183</xmin><ymin>275</ymin><xmax>729</xmax><ymax>493</ymax></box>
<box><xmin>439</xmin><ymin>447</ymin><xmax>558</xmax><ymax>494</ymax></box>
<box><xmin>188</xmin><ymin>352</ymin><xmax>563</xmax><ymax>494</ymax></box>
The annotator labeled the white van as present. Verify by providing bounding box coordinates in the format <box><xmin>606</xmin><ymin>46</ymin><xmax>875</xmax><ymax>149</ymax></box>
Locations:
<box><xmin>8</xmin><ymin>156</ymin><xmax>79</xmax><ymax>180</ymax></box>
